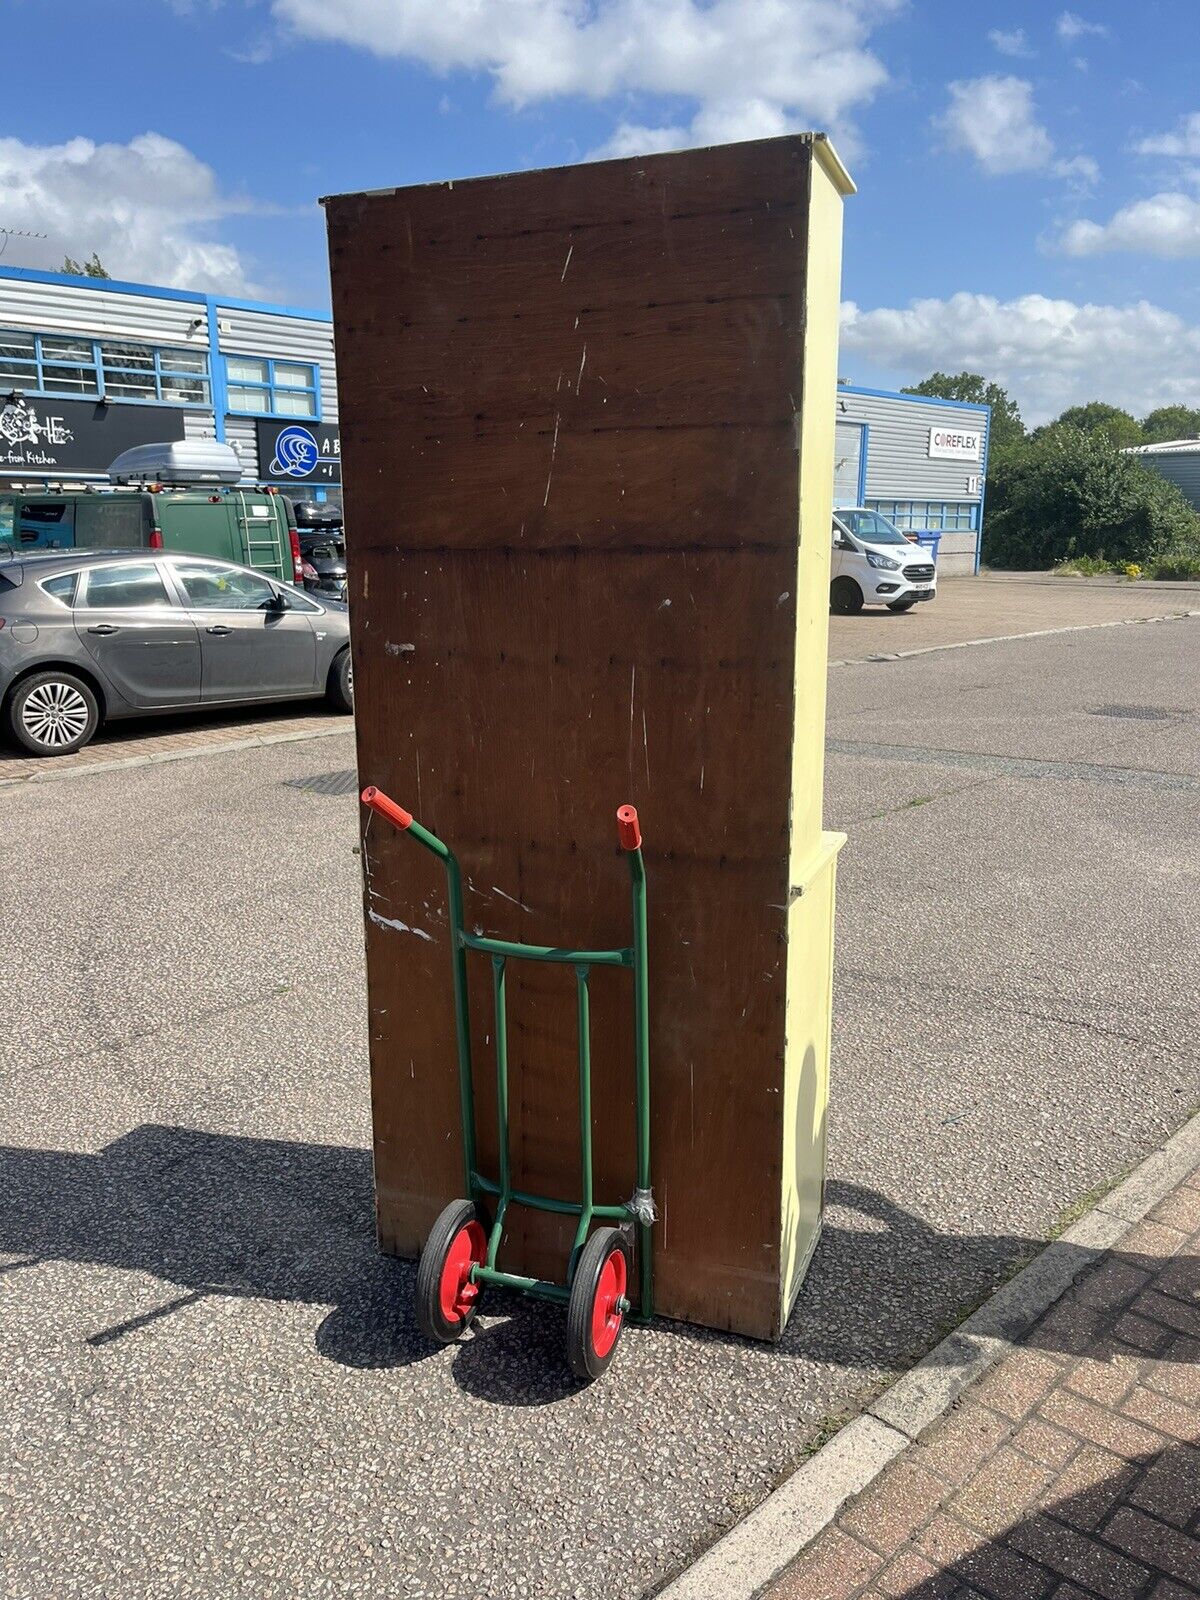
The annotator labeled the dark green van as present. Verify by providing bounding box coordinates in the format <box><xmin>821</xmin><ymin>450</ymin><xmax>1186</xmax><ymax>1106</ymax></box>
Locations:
<box><xmin>0</xmin><ymin>486</ymin><xmax>302</xmax><ymax>584</ymax></box>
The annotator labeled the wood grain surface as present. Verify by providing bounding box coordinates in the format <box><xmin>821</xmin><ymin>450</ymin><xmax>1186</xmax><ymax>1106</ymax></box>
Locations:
<box><xmin>327</xmin><ymin>136</ymin><xmax>819</xmax><ymax>1336</ymax></box>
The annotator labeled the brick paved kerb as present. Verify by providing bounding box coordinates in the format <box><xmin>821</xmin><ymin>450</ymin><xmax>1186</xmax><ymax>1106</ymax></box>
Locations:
<box><xmin>662</xmin><ymin>1121</ymin><xmax>1200</xmax><ymax>1600</ymax></box>
<box><xmin>766</xmin><ymin>1173</ymin><xmax>1200</xmax><ymax>1600</ymax></box>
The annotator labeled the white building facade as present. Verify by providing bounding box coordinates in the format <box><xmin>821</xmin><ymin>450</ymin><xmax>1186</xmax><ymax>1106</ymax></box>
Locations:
<box><xmin>0</xmin><ymin>266</ymin><xmax>340</xmax><ymax>508</ymax></box>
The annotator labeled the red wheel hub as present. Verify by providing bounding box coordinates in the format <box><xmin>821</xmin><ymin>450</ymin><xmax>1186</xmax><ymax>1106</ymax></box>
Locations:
<box><xmin>438</xmin><ymin>1219</ymin><xmax>487</xmax><ymax>1324</ymax></box>
<box><xmin>590</xmin><ymin>1248</ymin><xmax>627</xmax><ymax>1359</ymax></box>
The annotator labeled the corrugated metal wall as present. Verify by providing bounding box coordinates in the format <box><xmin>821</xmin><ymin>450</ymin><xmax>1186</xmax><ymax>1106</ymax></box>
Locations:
<box><xmin>0</xmin><ymin>277</ymin><xmax>208</xmax><ymax>349</ymax></box>
<box><xmin>837</xmin><ymin>388</ymin><xmax>989</xmax><ymax>575</ymax></box>
<box><xmin>1135</xmin><ymin>449</ymin><xmax>1200</xmax><ymax>511</ymax></box>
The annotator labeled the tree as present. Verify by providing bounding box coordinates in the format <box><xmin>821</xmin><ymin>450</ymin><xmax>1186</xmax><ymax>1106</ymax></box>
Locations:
<box><xmin>982</xmin><ymin>425</ymin><xmax>1200</xmax><ymax>570</ymax></box>
<box><xmin>62</xmin><ymin>252</ymin><xmax>110</xmax><ymax>279</ymax></box>
<box><xmin>1049</xmin><ymin>401</ymin><xmax>1142</xmax><ymax>449</ymax></box>
<box><xmin>1141</xmin><ymin>405</ymin><xmax>1200</xmax><ymax>444</ymax></box>
<box><xmin>901</xmin><ymin>371</ymin><xmax>1025</xmax><ymax>453</ymax></box>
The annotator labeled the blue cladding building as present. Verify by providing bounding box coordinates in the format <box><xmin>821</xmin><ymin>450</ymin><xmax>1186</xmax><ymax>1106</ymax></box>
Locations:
<box><xmin>835</xmin><ymin>383</ymin><xmax>991</xmax><ymax>575</ymax></box>
<box><xmin>0</xmin><ymin>265</ymin><xmax>340</xmax><ymax>508</ymax></box>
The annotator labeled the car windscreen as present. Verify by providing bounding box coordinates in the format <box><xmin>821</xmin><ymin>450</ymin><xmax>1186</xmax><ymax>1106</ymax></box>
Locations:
<box><xmin>838</xmin><ymin>510</ymin><xmax>909</xmax><ymax>546</ymax></box>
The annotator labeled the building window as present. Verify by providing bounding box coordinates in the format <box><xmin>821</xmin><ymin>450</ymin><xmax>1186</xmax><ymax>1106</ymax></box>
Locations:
<box><xmin>0</xmin><ymin>327</ymin><xmax>210</xmax><ymax>405</ymax></box>
<box><xmin>225</xmin><ymin>355</ymin><xmax>319</xmax><ymax>418</ymax></box>
<box><xmin>867</xmin><ymin>500</ymin><xmax>978</xmax><ymax>532</ymax></box>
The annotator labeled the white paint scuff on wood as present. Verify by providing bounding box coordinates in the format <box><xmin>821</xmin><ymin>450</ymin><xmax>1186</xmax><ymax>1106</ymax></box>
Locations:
<box><xmin>369</xmin><ymin>908</ymin><xmax>433</xmax><ymax>942</ymax></box>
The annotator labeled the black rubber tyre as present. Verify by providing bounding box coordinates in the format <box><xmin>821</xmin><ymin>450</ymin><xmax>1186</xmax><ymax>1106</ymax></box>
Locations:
<box><xmin>566</xmin><ymin>1226</ymin><xmax>632</xmax><ymax>1383</ymax></box>
<box><xmin>5</xmin><ymin>670</ymin><xmax>99</xmax><ymax>756</ymax></box>
<box><xmin>415</xmin><ymin>1198</ymin><xmax>488</xmax><ymax>1345</ymax></box>
<box><xmin>887</xmin><ymin>597</ymin><xmax>917</xmax><ymax>613</ymax></box>
<box><xmin>830</xmin><ymin>577</ymin><xmax>864</xmax><ymax>615</ymax></box>
<box><xmin>326</xmin><ymin>648</ymin><xmax>353</xmax><ymax>712</ymax></box>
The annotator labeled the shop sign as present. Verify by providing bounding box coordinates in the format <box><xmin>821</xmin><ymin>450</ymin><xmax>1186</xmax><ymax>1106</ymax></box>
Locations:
<box><xmin>256</xmin><ymin>419</ymin><xmax>341</xmax><ymax>484</ymax></box>
<box><xmin>928</xmin><ymin>426</ymin><xmax>981</xmax><ymax>461</ymax></box>
<box><xmin>0</xmin><ymin>396</ymin><xmax>184</xmax><ymax>477</ymax></box>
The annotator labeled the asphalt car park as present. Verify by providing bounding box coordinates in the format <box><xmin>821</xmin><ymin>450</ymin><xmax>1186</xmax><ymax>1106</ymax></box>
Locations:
<box><xmin>4</xmin><ymin>573</ymin><xmax>1197</xmax><ymax>785</ymax></box>
<box><xmin>4</xmin><ymin>587</ymin><xmax>1200</xmax><ymax>1599</ymax></box>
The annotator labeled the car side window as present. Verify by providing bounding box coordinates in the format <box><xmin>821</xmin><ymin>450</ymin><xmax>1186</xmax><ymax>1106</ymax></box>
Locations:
<box><xmin>285</xmin><ymin>589</ymin><xmax>322</xmax><ymax>614</ymax></box>
<box><xmin>40</xmin><ymin>571</ymin><xmax>80</xmax><ymax>607</ymax></box>
<box><xmin>79</xmin><ymin>562</ymin><xmax>173</xmax><ymax>609</ymax></box>
<box><xmin>172</xmin><ymin>560</ymin><xmax>276</xmax><ymax>611</ymax></box>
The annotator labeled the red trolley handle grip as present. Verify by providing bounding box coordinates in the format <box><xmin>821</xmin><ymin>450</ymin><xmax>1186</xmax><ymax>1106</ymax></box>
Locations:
<box><xmin>616</xmin><ymin>804</ymin><xmax>641</xmax><ymax>851</ymax></box>
<box><xmin>361</xmin><ymin>785</ymin><xmax>413</xmax><ymax>831</ymax></box>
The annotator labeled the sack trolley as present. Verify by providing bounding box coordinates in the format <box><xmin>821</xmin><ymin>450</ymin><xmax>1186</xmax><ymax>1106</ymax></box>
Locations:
<box><xmin>360</xmin><ymin>786</ymin><xmax>655</xmax><ymax>1381</ymax></box>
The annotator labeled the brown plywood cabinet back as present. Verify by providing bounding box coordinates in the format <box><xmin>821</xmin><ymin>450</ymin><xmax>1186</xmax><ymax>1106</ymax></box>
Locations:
<box><xmin>325</xmin><ymin>134</ymin><xmax>851</xmax><ymax>1339</ymax></box>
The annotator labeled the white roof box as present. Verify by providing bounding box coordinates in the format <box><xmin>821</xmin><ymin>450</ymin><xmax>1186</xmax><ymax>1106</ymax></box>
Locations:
<box><xmin>107</xmin><ymin>440</ymin><xmax>244</xmax><ymax>486</ymax></box>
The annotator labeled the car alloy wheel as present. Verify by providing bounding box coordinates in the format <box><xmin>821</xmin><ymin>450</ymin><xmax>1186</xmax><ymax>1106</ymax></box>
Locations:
<box><xmin>21</xmin><ymin>680</ymin><xmax>92</xmax><ymax>749</ymax></box>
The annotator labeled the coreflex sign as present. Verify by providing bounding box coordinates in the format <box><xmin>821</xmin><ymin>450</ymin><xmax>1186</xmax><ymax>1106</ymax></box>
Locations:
<box><xmin>928</xmin><ymin>425</ymin><xmax>982</xmax><ymax>462</ymax></box>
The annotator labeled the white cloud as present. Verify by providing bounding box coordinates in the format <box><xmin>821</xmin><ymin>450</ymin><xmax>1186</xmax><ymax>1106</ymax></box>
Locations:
<box><xmin>1058</xmin><ymin>191</ymin><xmax>1200</xmax><ymax>257</ymax></box>
<box><xmin>1056</xmin><ymin>11</ymin><xmax>1107</xmax><ymax>41</ymax></box>
<box><xmin>588</xmin><ymin>97</ymin><xmax>793</xmax><ymax>163</ymax></box>
<box><xmin>0</xmin><ymin>132</ymin><xmax>256</xmax><ymax>293</ymax></box>
<box><xmin>1135</xmin><ymin>112</ymin><xmax>1200</xmax><ymax>160</ymax></box>
<box><xmin>987</xmin><ymin>27</ymin><xmax>1033</xmax><ymax>58</ymax></box>
<box><xmin>936</xmin><ymin>75</ymin><xmax>1096</xmax><ymax>186</ymax></box>
<box><xmin>271</xmin><ymin>0</ymin><xmax>902</xmax><ymax>162</ymax></box>
<box><xmin>937</xmin><ymin>76</ymin><xmax>1054</xmax><ymax>174</ymax></box>
<box><xmin>1054</xmin><ymin>153</ymin><xmax>1099</xmax><ymax>189</ymax></box>
<box><xmin>840</xmin><ymin>292</ymin><xmax>1200</xmax><ymax>425</ymax></box>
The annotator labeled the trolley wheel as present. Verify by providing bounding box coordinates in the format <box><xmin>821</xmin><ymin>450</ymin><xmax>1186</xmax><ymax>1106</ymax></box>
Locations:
<box><xmin>566</xmin><ymin>1227</ymin><xmax>632</xmax><ymax>1383</ymax></box>
<box><xmin>415</xmin><ymin>1198</ymin><xmax>488</xmax><ymax>1345</ymax></box>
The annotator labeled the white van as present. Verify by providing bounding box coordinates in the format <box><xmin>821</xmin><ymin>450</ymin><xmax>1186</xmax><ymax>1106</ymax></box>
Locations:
<box><xmin>830</xmin><ymin>507</ymin><xmax>937</xmax><ymax>614</ymax></box>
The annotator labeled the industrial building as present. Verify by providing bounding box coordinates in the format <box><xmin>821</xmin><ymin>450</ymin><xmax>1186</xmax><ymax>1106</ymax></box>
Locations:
<box><xmin>1126</xmin><ymin>439</ymin><xmax>1200</xmax><ymax>510</ymax></box>
<box><xmin>835</xmin><ymin>384</ymin><xmax>991</xmax><ymax>575</ymax></box>
<box><xmin>0</xmin><ymin>265</ymin><xmax>340</xmax><ymax>509</ymax></box>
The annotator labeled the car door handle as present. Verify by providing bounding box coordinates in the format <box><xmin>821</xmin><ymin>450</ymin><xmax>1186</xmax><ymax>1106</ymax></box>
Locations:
<box><xmin>205</xmin><ymin>625</ymin><xmax>234</xmax><ymax>636</ymax></box>
<box><xmin>87</xmin><ymin>624</ymin><xmax>119</xmax><ymax>635</ymax></box>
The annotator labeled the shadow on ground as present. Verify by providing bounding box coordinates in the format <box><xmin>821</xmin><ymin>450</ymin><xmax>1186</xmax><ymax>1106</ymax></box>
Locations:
<box><xmin>895</xmin><ymin>1436</ymin><xmax>1200</xmax><ymax>1599</ymax></box>
<box><xmin>2</xmin><ymin>1126</ymin><xmax>1195</xmax><ymax>1406</ymax></box>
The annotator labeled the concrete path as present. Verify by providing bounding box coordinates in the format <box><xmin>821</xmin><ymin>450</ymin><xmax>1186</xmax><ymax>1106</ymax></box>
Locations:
<box><xmin>766</xmin><ymin>1165</ymin><xmax>1200</xmax><ymax>1599</ymax></box>
<box><xmin>828</xmin><ymin>573</ymin><xmax>1200</xmax><ymax>664</ymax></box>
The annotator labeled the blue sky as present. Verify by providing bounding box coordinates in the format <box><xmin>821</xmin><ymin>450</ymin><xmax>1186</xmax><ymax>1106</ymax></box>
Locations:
<box><xmin>1</xmin><ymin>0</ymin><xmax>1197</xmax><ymax>422</ymax></box>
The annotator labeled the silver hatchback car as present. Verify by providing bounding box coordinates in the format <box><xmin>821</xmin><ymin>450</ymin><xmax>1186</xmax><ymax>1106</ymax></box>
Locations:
<box><xmin>0</xmin><ymin>549</ymin><xmax>353</xmax><ymax>757</ymax></box>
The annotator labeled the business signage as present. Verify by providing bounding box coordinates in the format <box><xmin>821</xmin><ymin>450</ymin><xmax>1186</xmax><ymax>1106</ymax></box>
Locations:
<box><xmin>0</xmin><ymin>397</ymin><xmax>185</xmax><ymax>478</ymax></box>
<box><xmin>928</xmin><ymin>425</ymin><xmax>982</xmax><ymax>462</ymax></box>
<box><xmin>256</xmin><ymin>419</ymin><xmax>341</xmax><ymax>484</ymax></box>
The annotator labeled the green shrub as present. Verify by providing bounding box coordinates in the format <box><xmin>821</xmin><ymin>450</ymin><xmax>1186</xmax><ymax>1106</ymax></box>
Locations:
<box><xmin>1051</xmin><ymin>555</ymin><xmax>1116</xmax><ymax>577</ymax></box>
<box><xmin>1148</xmin><ymin>550</ymin><xmax>1200</xmax><ymax>580</ymax></box>
<box><xmin>983</xmin><ymin>426</ymin><xmax>1200</xmax><ymax>570</ymax></box>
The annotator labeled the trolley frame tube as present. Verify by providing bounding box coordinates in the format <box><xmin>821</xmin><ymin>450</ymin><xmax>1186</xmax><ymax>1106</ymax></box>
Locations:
<box><xmin>360</xmin><ymin>786</ymin><xmax>653</xmax><ymax>1322</ymax></box>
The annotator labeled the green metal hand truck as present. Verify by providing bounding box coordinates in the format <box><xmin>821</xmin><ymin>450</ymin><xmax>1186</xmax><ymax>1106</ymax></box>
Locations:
<box><xmin>360</xmin><ymin>785</ymin><xmax>654</xmax><ymax>1382</ymax></box>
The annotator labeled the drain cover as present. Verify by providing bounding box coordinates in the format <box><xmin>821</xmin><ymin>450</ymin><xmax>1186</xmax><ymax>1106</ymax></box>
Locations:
<box><xmin>1091</xmin><ymin>705</ymin><xmax>1173</xmax><ymax>721</ymax></box>
<box><xmin>284</xmin><ymin>768</ymin><xmax>359</xmax><ymax>796</ymax></box>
